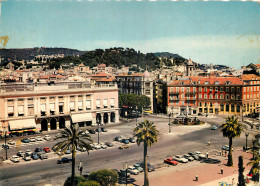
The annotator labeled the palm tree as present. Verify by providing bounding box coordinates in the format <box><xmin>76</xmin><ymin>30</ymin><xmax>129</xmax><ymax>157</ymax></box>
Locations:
<box><xmin>220</xmin><ymin>116</ymin><xmax>243</xmax><ymax>166</ymax></box>
<box><xmin>52</xmin><ymin>123</ymin><xmax>93</xmax><ymax>186</ymax></box>
<box><xmin>247</xmin><ymin>151</ymin><xmax>259</xmax><ymax>181</ymax></box>
<box><xmin>133</xmin><ymin>119</ymin><xmax>159</xmax><ymax>186</ymax></box>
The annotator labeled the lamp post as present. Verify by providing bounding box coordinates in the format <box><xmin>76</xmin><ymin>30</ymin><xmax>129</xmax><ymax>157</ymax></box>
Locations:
<box><xmin>3</xmin><ymin>131</ymin><xmax>8</xmax><ymax>160</ymax></box>
<box><xmin>97</xmin><ymin>116</ymin><xmax>100</xmax><ymax>144</ymax></box>
<box><xmin>245</xmin><ymin>132</ymin><xmax>249</xmax><ymax>150</ymax></box>
<box><xmin>242</xmin><ymin>105</ymin><xmax>245</xmax><ymax>122</ymax></box>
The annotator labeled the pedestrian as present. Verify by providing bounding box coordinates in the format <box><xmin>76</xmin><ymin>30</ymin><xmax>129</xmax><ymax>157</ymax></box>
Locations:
<box><xmin>78</xmin><ymin>161</ymin><xmax>83</xmax><ymax>176</ymax></box>
<box><xmin>221</xmin><ymin>167</ymin><xmax>223</xmax><ymax>174</ymax></box>
<box><xmin>225</xmin><ymin>151</ymin><xmax>227</xmax><ymax>157</ymax></box>
<box><xmin>195</xmin><ymin>175</ymin><xmax>198</xmax><ymax>181</ymax></box>
<box><xmin>208</xmin><ymin>141</ymin><xmax>211</xmax><ymax>146</ymax></box>
<box><xmin>232</xmin><ymin>178</ymin><xmax>234</xmax><ymax>185</ymax></box>
<box><xmin>206</xmin><ymin>151</ymin><xmax>209</xmax><ymax>159</ymax></box>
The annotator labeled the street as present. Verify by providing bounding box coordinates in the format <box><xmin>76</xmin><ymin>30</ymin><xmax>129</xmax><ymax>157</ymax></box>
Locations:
<box><xmin>0</xmin><ymin>115</ymin><xmax>254</xmax><ymax>186</ymax></box>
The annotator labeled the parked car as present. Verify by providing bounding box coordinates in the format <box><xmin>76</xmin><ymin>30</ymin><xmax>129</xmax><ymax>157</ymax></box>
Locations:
<box><xmin>8</xmin><ymin>140</ymin><xmax>15</xmax><ymax>145</ymax></box>
<box><xmin>25</xmin><ymin>149</ymin><xmax>33</xmax><ymax>156</ymax></box>
<box><xmin>57</xmin><ymin>157</ymin><xmax>72</xmax><ymax>164</ymax></box>
<box><xmin>173</xmin><ymin>155</ymin><xmax>188</xmax><ymax>163</ymax></box>
<box><xmin>100</xmin><ymin>143</ymin><xmax>107</xmax><ymax>149</ymax></box>
<box><xmin>29</xmin><ymin>137</ymin><xmax>36</xmax><ymax>142</ymax></box>
<box><xmin>183</xmin><ymin>154</ymin><xmax>194</xmax><ymax>161</ymax></box>
<box><xmin>17</xmin><ymin>151</ymin><xmax>25</xmax><ymax>157</ymax></box>
<box><xmin>134</xmin><ymin>163</ymin><xmax>144</xmax><ymax>172</ymax></box>
<box><xmin>65</xmin><ymin>149</ymin><xmax>71</xmax><ymax>154</ymax></box>
<box><xmin>44</xmin><ymin>135</ymin><xmax>51</xmax><ymax>141</ymax></box>
<box><xmin>121</xmin><ymin>139</ymin><xmax>129</xmax><ymax>144</ymax></box>
<box><xmin>77</xmin><ymin>147</ymin><xmax>87</xmax><ymax>152</ymax></box>
<box><xmin>114</xmin><ymin>136</ymin><xmax>122</xmax><ymax>142</ymax></box>
<box><xmin>128</xmin><ymin>166</ymin><xmax>139</xmax><ymax>175</ymax></box>
<box><xmin>222</xmin><ymin>145</ymin><xmax>234</xmax><ymax>151</ymax></box>
<box><xmin>10</xmin><ymin>155</ymin><xmax>20</xmax><ymax>163</ymax></box>
<box><xmin>129</xmin><ymin>137</ymin><xmax>136</xmax><ymax>143</ymax></box>
<box><xmin>43</xmin><ymin>147</ymin><xmax>51</xmax><ymax>153</ymax></box>
<box><xmin>23</xmin><ymin>155</ymin><xmax>31</xmax><ymax>161</ymax></box>
<box><xmin>211</xmin><ymin>125</ymin><xmax>218</xmax><ymax>130</ymax></box>
<box><xmin>101</xmin><ymin>128</ymin><xmax>107</xmax><ymax>132</ymax></box>
<box><xmin>21</xmin><ymin>138</ymin><xmax>30</xmax><ymax>143</ymax></box>
<box><xmin>119</xmin><ymin>144</ymin><xmax>130</xmax><ymax>149</ymax></box>
<box><xmin>140</xmin><ymin>162</ymin><xmax>155</xmax><ymax>172</ymax></box>
<box><xmin>105</xmin><ymin>142</ymin><xmax>114</xmax><ymax>147</ymax></box>
<box><xmin>88</xmin><ymin>130</ymin><xmax>96</xmax><ymax>134</ymax></box>
<box><xmin>164</xmin><ymin>158</ymin><xmax>178</xmax><ymax>165</ymax></box>
<box><xmin>93</xmin><ymin>143</ymin><xmax>101</xmax><ymax>150</ymax></box>
<box><xmin>2</xmin><ymin>144</ymin><xmax>9</xmax><ymax>149</ymax></box>
<box><xmin>39</xmin><ymin>153</ymin><xmax>48</xmax><ymax>160</ymax></box>
<box><xmin>36</xmin><ymin>136</ymin><xmax>43</xmax><ymax>141</ymax></box>
<box><xmin>31</xmin><ymin>152</ymin><xmax>39</xmax><ymax>160</ymax></box>
<box><xmin>35</xmin><ymin>147</ymin><xmax>43</xmax><ymax>152</ymax></box>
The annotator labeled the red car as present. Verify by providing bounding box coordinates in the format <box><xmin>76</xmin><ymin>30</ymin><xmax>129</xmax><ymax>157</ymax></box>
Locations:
<box><xmin>43</xmin><ymin>147</ymin><xmax>51</xmax><ymax>153</ymax></box>
<box><xmin>164</xmin><ymin>158</ymin><xmax>178</xmax><ymax>165</ymax></box>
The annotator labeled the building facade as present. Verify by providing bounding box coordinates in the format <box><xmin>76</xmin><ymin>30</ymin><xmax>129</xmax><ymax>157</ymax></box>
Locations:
<box><xmin>0</xmin><ymin>82</ymin><xmax>119</xmax><ymax>133</ymax></box>
<box><xmin>167</xmin><ymin>76</ymin><xmax>260</xmax><ymax>117</ymax></box>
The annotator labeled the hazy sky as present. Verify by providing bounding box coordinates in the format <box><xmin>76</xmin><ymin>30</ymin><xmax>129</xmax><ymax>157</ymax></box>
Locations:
<box><xmin>1</xmin><ymin>0</ymin><xmax>259</xmax><ymax>69</ymax></box>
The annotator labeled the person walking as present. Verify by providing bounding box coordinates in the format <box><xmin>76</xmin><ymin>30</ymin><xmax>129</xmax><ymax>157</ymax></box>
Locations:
<box><xmin>195</xmin><ymin>175</ymin><xmax>198</xmax><ymax>181</ymax></box>
<box><xmin>78</xmin><ymin>161</ymin><xmax>83</xmax><ymax>176</ymax></box>
<box><xmin>206</xmin><ymin>151</ymin><xmax>209</xmax><ymax>159</ymax></box>
<box><xmin>207</xmin><ymin>141</ymin><xmax>211</xmax><ymax>146</ymax></box>
<box><xmin>221</xmin><ymin>167</ymin><xmax>223</xmax><ymax>174</ymax></box>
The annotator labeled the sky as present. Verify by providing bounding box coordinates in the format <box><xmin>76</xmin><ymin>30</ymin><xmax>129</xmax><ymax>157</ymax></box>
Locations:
<box><xmin>0</xmin><ymin>0</ymin><xmax>259</xmax><ymax>69</ymax></box>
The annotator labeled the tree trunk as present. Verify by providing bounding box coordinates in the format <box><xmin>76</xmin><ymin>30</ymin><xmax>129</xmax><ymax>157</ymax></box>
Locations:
<box><xmin>71</xmin><ymin>145</ymin><xmax>76</xmax><ymax>186</ymax></box>
<box><xmin>144</xmin><ymin>142</ymin><xmax>149</xmax><ymax>186</ymax></box>
<box><xmin>227</xmin><ymin>137</ymin><xmax>233</xmax><ymax>166</ymax></box>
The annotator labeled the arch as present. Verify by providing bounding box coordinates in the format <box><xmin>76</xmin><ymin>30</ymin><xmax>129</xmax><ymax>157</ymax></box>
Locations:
<box><xmin>50</xmin><ymin>118</ymin><xmax>57</xmax><ymax>130</ymax></box>
<box><xmin>236</xmin><ymin>104</ymin><xmax>240</xmax><ymax>112</ymax></box>
<box><xmin>220</xmin><ymin>103</ymin><xmax>224</xmax><ymax>111</ymax></box>
<box><xmin>41</xmin><ymin>119</ymin><xmax>48</xmax><ymax>131</ymax></box>
<box><xmin>111</xmin><ymin>112</ymin><xmax>115</xmax><ymax>122</ymax></box>
<box><xmin>231</xmin><ymin>104</ymin><xmax>235</xmax><ymax>112</ymax></box>
<box><xmin>59</xmin><ymin>117</ymin><xmax>65</xmax><ymax>129</ymax></box>
<box><xmin>103</xmin><ymin>113</ymin><xmax>108</xmax><ymax>124</ymax></box>
<box><xmin>226</xmin><ymin>104</ymin><xmax>229</xmax><ymax>112</ymax></box>
<box><xmin>96</xmin><ymin>113</ymin><xmax>101</xmax><ymax>124</ymax></box>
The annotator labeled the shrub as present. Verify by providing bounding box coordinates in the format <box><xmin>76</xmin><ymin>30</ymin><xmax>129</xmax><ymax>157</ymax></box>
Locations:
<box><xmin>64</xmin><ymin>176</ymin><xmax>86</xmax><ymax>186</ymax></box>
<box><xmin>89</xmin><ymin>169</ymin><xmax>118</xmax><ymax>186</ymax></box>
<box><xmin>78</xmin><ymin>180</ymin><xmax>101</xmax><ymax>186</ymax></box>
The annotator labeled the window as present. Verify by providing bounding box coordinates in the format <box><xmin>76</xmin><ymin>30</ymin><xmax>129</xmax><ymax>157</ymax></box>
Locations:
<box><xmin>199</xmin><ymin>94</ymin><xmax>202</xmax><ymax>99</ymax></box>
<box><xmin>231</xmin><ymin>87</ymin><xmax>234</xmax><ymax>92</ymax></box>
<box><xmin>181</xmin><ymin>94</ymin><xmax>184</xmax><ymax>99</ymax></box>
<box><xmin>28</xmin><ymin>104</ymin><xmax>34</xmax><ymax>116</ymax></box>
<box><xmin>193</xmin><ymin>87</ymin><xmax>196</xmax><ymax>92</ymax></box>
<box><xmin>18</xmin><ymin>105</ymin><xmax>24</xmax><ymax>116</ymax></box>
<box><xmin>231</xmin><ymin>95</ymin><xmax>234</xmax><ymax>99</ymax></box>
<box><xmin>215</xmin><ymin>94</ymin><xmax>218</xmax><ymax>99</ymax></box>
<box><xmin>40</xmin><ymin>103</ymin><xmax>46</xmax><ymax>111</ymax></box>
<box><xmin>204</xmin><ymin>87</ymin><xmax>207</xmax><ymax>92</ymax></box>
<box><xmin>210</xmin><ymin>87</ymin><xmax>213</xmax><ymax>92</ymax></box>
<box><xmin>59</xmin><ymin>102</ymin><xmax>64</xmax><ymax>113</ymax></box>
<box><xmin>210</xmin><ymin>94</ymin><xmax>213</xmax><ymax>99</ymax></box>
<box><xmin>182</xmin><ymin>87</ymin><xmax>184</xmax><ymax>92</ymax></box>
<box><xmin>96</xmin><ymin>99</ymin><xmax>101</xmax><ymax>108</ymax></box>
<box><xmin>7</xmin><ymin>99</ymin><xmax>14</xmax><ymax>104</ymax></box>
<box><xmin>70</xmin><ymin>101</ymin><xmax>75</xmax><ymax>111</ymax></box>
<box><xmin>187</xmin><ymin>87</ymin><xmax>190</xmax><ymax>93</ymax></box>
<box><xmin>103</xmin><ymin>99</ymin><xmax>108</xmax><ymax>108</ymax></box>
<box><xmin>215</xmin><ymin>87</ymin><xmax>218</xmax><ymax>91</ymax></box>
<box><xmin>182</xmin><ymin>101</ymin><xmax>184</xmax><ymax>105</ymax></box>
<box><xmin>199</xmin><ymin>102</ymin><xmax>202</xmax><ymax>107</ymax></box>
<box><xmin>204</xmin><ymin>94</ymin><xmax>207</xmax><ymax>99</ymax></box>
<box><xmin>220</xmin><ymin>87</ymin><xmax>224</xmax><ymax>92</ymax></box>
<box><xmin>220</xmin><ymin>103</ymin><xmax>224</xmax><ymax>111</ymax></box>
<box><xmin>110</xmin><ymin>98</ymin><xmax>115</xmax><ymax>107</ymax></box>
<box><xmin>176</xmin><ymin>87</ymin><xmax>179</xmax><ymax>92</ymax></box>
<box><xmin>78</xmin><ymin>101</ymin><xmax>83</xmax><ymax>110</ymax></box>
<box><xmin>199</xmin><ymin>87</ymin><xmax>202</xmax><ymax>92</ymax></box>
<box><xmin>210</xmin><ymin>103</ymin><xmax>213</xmax><ymax>107</ymax></box>
<box><xmin>226</xmin><ymin>87</ymin><xmax>229</xmax><ymax>92</ymax></box>
<box><xmin>237</xmin><ymin>87</ymin><xmax>240</xmax><ymax>92</ymax></box>
<box><xmin>50</xmin><ymin>103</ymin><xmax>55</xmax><ymax>114</ymax></box>
<box><xmin>226</xmin><ymin>94</ymin><xmax>229</xmax><ymax>99</ymax></box>
<box><xmin>28</xmin><ymin>98</ymin><xmax>34</xmax><ymax>104</ymax></box>
<box><xmin>8</xmin><ymin>106</ymin><xmax>14</xmax><ymax>117</ymax></box>
<box><xmin>86</xmin><ymin>100</ymin><xmax>91</xmax><ymax>110</ymax></box>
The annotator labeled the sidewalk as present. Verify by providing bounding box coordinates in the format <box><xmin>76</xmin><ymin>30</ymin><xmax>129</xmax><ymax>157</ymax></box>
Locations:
<box><xmin>132</xmin><ymin>149</ymin><xmax>254</xmax><ymax>186</ymax></box>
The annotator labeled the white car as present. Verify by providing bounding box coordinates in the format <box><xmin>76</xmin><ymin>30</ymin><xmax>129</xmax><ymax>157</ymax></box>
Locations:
<box><xmin>100</xmin><ymin>143</ymin><xmax>107</xmax><ymax>149</ymax></box>
<box><xmin>26</xmin><ymin>149</ymin><xmax>33</xmax><ymax>156</ymax></box>
<box><xmin>128</xmin><ymin>166</ymin><xmax>139</xmax><ymax>175</ymax></box>
<box><xmin>173</xmin><ymin>155</ymin><xmax>188</xmax><ymax>163</ymax></box>
<box><xmin>23</xmin><ymin>156</ymin><xmax>31</xmax><ymax>161</ymax></box>
<box><xmin>29</xmin><ymin>137</ymin><xmax>36</xmax><ymax>142</ymax></box>
<box><xmin>183</xmin><ymin>154</ymin><xmax>194</xmax><ymax>161</ymax></box>
<box><xmin>10</xmin><ymin>155</ymin><xmax>20</xmax><ymax>163</ymax></box>
<box><xmin>8</xmin><ymin>140</ymin><xmax>15</xmax><ymax>145</ymax></box>
<box><xmin>93</xmin><ymin>143</ymin><xmax>101</xmax><ymax>150</ymax></box>
<box><xmin>36</xmin><ymin>136</ymin><xmax>43</xmax><ymax>141</ymax></box>
<box><xmin>44</xmin><ymin>135</ymin><xmax>51</xmax><ymax>141</ymax></box>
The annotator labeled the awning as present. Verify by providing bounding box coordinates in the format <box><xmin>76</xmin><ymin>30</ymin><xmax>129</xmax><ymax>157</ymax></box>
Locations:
<box><xmin>9</xmin><ymin>119</ymin><xmax>36</xmax><ymax>130</ymax></box>
<box><xmin>71</xmin><ymin>113</ymin><xmax>92</xmax><ymax>123</ymax></box>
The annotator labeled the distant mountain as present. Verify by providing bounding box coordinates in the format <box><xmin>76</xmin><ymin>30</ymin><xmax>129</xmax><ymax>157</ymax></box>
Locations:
<box><xmin>153</xmin><ymin>52</ymin><xmax>184</xmax><ymax>59</ymax></box>
<box><xmin>0</xmin><ymin>47</ymin><xmax>85</xmax><ymax>61</ymax></box>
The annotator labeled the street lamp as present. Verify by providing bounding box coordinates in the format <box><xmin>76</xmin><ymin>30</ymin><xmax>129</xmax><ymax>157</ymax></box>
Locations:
<box><xmin>2</xmin><ymin>131</ymin><xmax>8</xmax><ymax>160</ymax></box>
<box><xmin>242</xmin><ymin>105</ymin><xmax>245</xmax><ymax>122</ymax></box>
<box><xmin>245</xmin><ymin>132</ymin><xmax>249</xmax><ymax>150</ymax></box>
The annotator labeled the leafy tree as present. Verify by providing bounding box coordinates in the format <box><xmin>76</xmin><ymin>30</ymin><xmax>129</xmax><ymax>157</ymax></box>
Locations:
<box><xmin>220</xmin><ymin>116</ymin><xmax>243</xmax><ymax>166</ymax></box>
<box><xmin>64</xmin><ymin>176</ymin><xmax>86</xmax><ymax>186</ymax></box>
<box><xmin>247</xmin><ymin>151</ymin><xmax>259</xmax><ymax>181</ymax></box>
<box><xmin>238</xmin><ymin>156</ymin><xmax>245</xmax><ymax>186</ymax></box>
<box><xmin>52</xmin><ymin>123</ymin><xmax>93</xmax><ymax>186</ymax></box>
<box><xmin>133</xmin><ymin>120</ymin><xmax>159</xmax><ymax>186</ymax></box>
<box><xmin>89</xmin><ymin>169</ymin><xmax>118</xmax><ymax>186</ymax></box>
<box><xmin>78</xmin><ymin>180</ymin><xmax>101</xmax><ymax>186</ymax></box>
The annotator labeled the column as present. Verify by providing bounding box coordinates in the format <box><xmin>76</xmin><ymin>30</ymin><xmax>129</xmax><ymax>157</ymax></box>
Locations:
<box><xmin>24</xmin><ymin>98</ymin><xmax>28</xmax><ymax>117</ymax></box>
<box><xmin>100</xmin><ymin>113</ymin><xmax>104</xmax><ymax>125</ymax></box>
<box><xmin>14</xmin><ymin>98</ymin><xmax>18</xmax><ymax>117</ymax></box>
<box><xmin>107</xmin><ymin>113</ymin><xmax>111</xmax><ymax>124</ymax></box>
<box><xmin>115</xmin><ymin>110</ymin><xmax>119</xmax><ymax>123</ymax></box>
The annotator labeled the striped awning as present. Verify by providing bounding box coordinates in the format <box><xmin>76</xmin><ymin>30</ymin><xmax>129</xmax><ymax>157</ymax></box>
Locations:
<box><xmin>71</xmin><ymin>113</ymin><xmax>92</xmax><ymax>123</ymax></box>
<box><xmin>9</xmin><ymin>119</ymin><xmax>36</xmax><ymax>130</ymax></box>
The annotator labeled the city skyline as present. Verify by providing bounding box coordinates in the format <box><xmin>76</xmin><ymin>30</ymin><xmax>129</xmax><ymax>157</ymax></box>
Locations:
<box><xmin>0</xmin><ymin>1</ymin><xmax>259</xmax><ymax>69</ymax></box>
